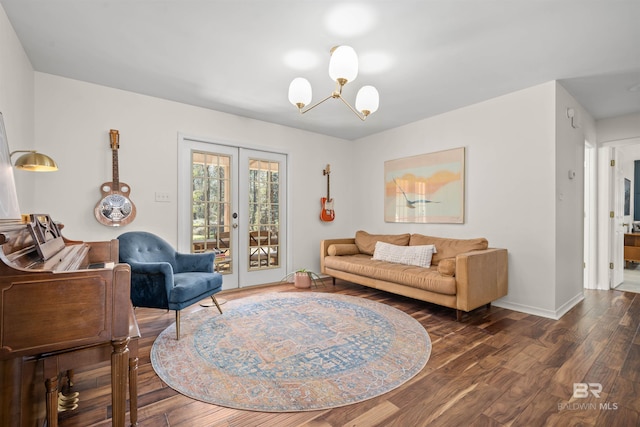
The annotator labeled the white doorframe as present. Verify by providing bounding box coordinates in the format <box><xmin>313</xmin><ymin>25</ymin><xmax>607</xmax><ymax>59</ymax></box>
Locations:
<box><xmin>611</xmin><ymin>147</ymin><xmax>625</xmax><ymax>288</ymax></box>
<box><xmin>597</xmin><ymin>146</ymin><xmax>612</xmax><ymax>290</ymax></box>
<box><xmin>583</xmin><ymin>141</ymin><xmax>597</xmax><ymax>289</ymax></box>
<box><xmin>597</xmin><ymin>146</ymin><xmax>625</xmax><ymax>289</ymax></box>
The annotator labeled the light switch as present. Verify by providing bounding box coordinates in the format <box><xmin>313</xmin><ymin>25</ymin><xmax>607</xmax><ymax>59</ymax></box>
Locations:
<box><xmin>155</xmin><ymin>192</ymin><xmax>171</xmax><ymax>202</ymax></box>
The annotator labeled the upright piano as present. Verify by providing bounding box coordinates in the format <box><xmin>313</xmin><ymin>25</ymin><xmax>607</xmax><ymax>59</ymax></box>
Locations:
<box><xmin>0</xmin><ymin>214</ymin><xmax>138</xmax><ymax>427</ymax></box>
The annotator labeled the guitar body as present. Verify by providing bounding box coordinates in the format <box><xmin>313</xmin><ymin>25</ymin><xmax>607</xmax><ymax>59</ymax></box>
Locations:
<box><xmin>320</xmin><ymin>197</ymin><xmax>335</xmax><ymax>222</ymax></box>
<box><xmin>320</xmin><ymin>164</ymin><xmax>335</xmax><ymax>222</ymax></box>
<box><xmin>94</xmin><ymin>129</ymin><xmax>137</xmax><ymax>227</ymax></box>
<box><xmin>94</xmin><ymin>180</ymin><xmax>137</xmax><ymax>227</ymax></box>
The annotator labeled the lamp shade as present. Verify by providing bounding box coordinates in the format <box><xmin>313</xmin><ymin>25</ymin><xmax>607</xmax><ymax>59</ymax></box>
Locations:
<box><xmin>355</xmin><ymin>85</ymin><xmax>379</xmax><ymax>115</ymax></box>
<box><xmin>13</xmin><ymin>151</ymin><xmax>58</xmax><ymax>172</ymax></box>
<box><xmin>288</xmin><ymin>77</ymin><xmax>312</xmax><ymax>107</ymax></box>
<box><xmin>329</xmin><ymin>46</ymin><xmax>358</xmax><ymax>83</ymax></box>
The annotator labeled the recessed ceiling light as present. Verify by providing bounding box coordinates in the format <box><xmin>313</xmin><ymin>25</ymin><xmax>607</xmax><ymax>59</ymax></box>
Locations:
<box><xmin>324</xmin><ymin>4</ymin><xmax>377</xmax><ymax>37</ymax></box>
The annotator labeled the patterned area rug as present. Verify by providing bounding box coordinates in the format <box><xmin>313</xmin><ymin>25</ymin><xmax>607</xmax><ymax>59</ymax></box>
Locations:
<box><xmin>151</xmin><ymin>292</ymin><xmax>431</xmax><ymax>412</ymax></box>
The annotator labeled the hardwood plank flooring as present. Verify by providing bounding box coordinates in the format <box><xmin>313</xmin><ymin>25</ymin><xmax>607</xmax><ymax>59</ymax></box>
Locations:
<box><xmin>57</xmin><ymin>281</ymin><xmax>639</xmax><ymax>427</ymax></box>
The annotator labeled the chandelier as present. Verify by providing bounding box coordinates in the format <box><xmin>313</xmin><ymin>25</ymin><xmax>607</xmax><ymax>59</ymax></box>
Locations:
<box><xmin>288</xmin><ymin>46</ymin><xmax>379</xmax><ymax>121</ymax></box>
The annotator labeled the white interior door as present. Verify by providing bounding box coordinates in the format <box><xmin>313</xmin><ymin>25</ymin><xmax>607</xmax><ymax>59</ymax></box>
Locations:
<box><xmin>178</xmin><ymin>137</ymin><xmax>287</xmax><ymax>290</ymax></box>
<box><xmin>611</xmin><ymin>147</ymin><xmax>625</xmax><ymax>288</ymax></box>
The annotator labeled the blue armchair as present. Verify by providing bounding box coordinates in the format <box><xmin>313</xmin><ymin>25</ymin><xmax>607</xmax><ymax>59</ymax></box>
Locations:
<box><xmin>118</xmin><ymin>231</ymin><xmax>223</xmax><ymax>339</ymax></box>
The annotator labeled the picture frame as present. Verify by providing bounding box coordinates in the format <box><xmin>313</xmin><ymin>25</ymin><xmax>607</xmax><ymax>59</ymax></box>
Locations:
<box><xmin>384</xmin><ymin>147</ymin><xmax>465</xmax><ymax>223</ymax></box>
<box><xmin>625</xmin><ymin>177</ymin><xmax>631</xmax><ymax>216</ymax></box>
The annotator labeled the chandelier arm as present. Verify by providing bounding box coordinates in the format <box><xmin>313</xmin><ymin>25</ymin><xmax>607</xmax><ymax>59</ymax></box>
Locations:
<box><xmin>337</xmin><ymin>94</ymin><xmax>366</xmax><ymax>121</ymax></box>
<box><xmin>299</xmin><ymin>94</ymin><xmax>334</xmax><ymax>115</ymax></box>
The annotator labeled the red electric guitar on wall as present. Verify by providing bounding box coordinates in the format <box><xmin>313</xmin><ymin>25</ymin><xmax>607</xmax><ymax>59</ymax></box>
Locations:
<box><xmin>320</xmin><ymin>164</ymin><xmax>335</xmax><ymax>222</ymax></box>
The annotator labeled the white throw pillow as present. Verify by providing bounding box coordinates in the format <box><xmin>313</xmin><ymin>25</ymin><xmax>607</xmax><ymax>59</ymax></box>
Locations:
<box><xmin>372</xmin><ymin>241</ymin><xmax>437</xmax><ymax>268</ymax></box>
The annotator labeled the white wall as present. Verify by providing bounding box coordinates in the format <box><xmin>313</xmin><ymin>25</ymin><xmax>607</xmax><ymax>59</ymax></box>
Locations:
<box><xmin>29</xmin><ymin>73</ymin><xmax>354</xmax><ymax>275</ymax></box>
<box><xmin>353</xmin><ymin>82</ymin><xmax>565</xmax><ymax>317</ymax></box>
<box><xmin>31</xmin><ymin>72</ymin><xmax>590</xmax><ymax>317</ymax></box>
<box><xmin>0</xmin><ymin>5</ymin><xmax>35</xmax><ymax>209</ymax></box>
<box><xmin>597</xmin><ymin>113</ymin><xmax>640</xmax><ymax>144</ymax></box>
<box><xmin>554</xmin><ymin>83</ymin><xmax>592</xmax><ymax>313</ymax></box>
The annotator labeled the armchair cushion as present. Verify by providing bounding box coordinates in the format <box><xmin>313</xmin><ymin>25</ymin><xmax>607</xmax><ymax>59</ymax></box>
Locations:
<box><xmin>175</xmin><ymin>252</ymin><xmax>215</xmax><ymax>273</ymax></box>
<box><xmin>171</xmin><ymin>272</ymin><xmax>221</xmax><ymax>309</ymax></box>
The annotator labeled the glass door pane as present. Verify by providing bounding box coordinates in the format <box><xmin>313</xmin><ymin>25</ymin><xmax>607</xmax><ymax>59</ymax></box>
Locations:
<box><xmin>248</xmin><ymin>158</ymin><xmax>280</xmax><ymax>270</ymax></box>
<box><xmin>191</xmin><ymin>151</ymin><xmax>233</xmax><ymax>274</ymax></box>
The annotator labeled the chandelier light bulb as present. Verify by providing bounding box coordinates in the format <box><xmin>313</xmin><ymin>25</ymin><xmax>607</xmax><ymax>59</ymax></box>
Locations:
<box><xmin>288</xmin><ymin>77</ymin><xmax>312</xmax><ymax>108</ymax></box>
<box><xmin>355</xmin><ymin>85</ymin><xmax>379</xmax><ymax>116</ymax></box>
<box><xmin>288</xmin><ymin>45</ymin><xmax>378</xmax><ymax>121</ymax></box>
<box><xmin>329</xmin><ymin>45</ymin><xmax>358</xmax><ymax>84</ymax></box>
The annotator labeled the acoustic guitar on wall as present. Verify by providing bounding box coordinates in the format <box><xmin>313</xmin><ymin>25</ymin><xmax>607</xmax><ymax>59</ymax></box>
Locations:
<box><xmin>320</xmin><ymin>164</ymin><xmax>335</xmax><ymax>222</ymax></box>
<box><xmin>94</xmin><ymin>129</ymin><xmax>137</xmax><ymax>227</ymax></box>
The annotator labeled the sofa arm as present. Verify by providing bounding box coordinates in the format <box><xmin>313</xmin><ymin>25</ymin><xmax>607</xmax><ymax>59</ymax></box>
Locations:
<box><xmin>320</xmin><ymin>238</ymin><xmax>356</xmax><ymax>274</ymax></box>
<box><xmin>455</xmin><ymin>248</ymin><xmax>508</xmax><ymax>311</ymax></box>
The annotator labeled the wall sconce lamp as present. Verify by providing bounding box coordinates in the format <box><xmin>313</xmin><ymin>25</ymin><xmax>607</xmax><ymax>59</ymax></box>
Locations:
<box><xmin>288</xmin><ymin>45</ymin><xmax>379</xmax><ymax>121</ymax></box>
<box><xmin>566</xmin><ymin>108</ymin><xmax>580</xmax><ymax>129</ymax></box>
<box><xmin>10</xmin><ymin>150</ymin><xmax>58</xmax><ymax>171</ymax></box>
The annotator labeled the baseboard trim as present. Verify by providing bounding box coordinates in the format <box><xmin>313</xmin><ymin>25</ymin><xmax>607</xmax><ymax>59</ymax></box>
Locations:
<box><xmin>493</xmin><ymin>292</ymin><xmax>585</xmax><ymax>320</ymax></box>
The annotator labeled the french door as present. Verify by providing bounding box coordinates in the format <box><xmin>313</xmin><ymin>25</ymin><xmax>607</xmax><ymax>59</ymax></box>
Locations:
<box><xmin>178</xmin><ymin>137</ymin><xmax>287</xmax><ymax>289</ymax></box>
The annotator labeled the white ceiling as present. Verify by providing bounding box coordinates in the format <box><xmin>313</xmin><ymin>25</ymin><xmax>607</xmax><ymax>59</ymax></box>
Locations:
<box><xmin>2</xmin><ymin>0</ymin><xmax>639</xmax><ymax>140</ymax></box>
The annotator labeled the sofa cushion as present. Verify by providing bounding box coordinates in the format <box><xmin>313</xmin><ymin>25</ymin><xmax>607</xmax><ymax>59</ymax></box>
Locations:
<box><xmin>324</xmin><ymin>254</ymin><xmax>456</xmax><ymax>295</ymax></box>
<box><xmin>409</xmin><ymin>234</ymin><xmax>488</xmax><ymax>265</ymax></box>
<box><xmin>437</xmin><ymin>258</ymin><xmax>456</xmax><ymax>277</ymax></box>
<box><xmin>328</xmin><ymin>243</ymin><xmax>360</xmax><ymax>256</ymax></box>
<box><xmin>372</xmin><ymin>241</ymin><xmax>436</xmax><ymax>268</ymax></box>
<box><xmin>355</xmin><ymin>230</ymin><xmax>411</xmax><ymax>255</ymax></box>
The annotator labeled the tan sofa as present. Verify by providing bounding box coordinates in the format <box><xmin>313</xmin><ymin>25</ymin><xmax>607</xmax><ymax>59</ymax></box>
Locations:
<box><xmin>320</xmin><ymin>231</ymin><xmax>508</xmax><ymax>320</ymax></box>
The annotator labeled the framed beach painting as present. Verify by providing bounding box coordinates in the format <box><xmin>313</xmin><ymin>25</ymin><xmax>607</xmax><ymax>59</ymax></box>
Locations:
<box><xmin>384</xmin><ymin>147</ymin><xmax>465</xmax><ymax>223</ymax></box>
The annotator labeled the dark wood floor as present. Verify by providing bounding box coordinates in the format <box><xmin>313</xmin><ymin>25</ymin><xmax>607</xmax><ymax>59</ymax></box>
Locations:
<box><xmin>58</xmin><ymin>280</ymin><xmax>640</xmax><ymax>427</ymax></box>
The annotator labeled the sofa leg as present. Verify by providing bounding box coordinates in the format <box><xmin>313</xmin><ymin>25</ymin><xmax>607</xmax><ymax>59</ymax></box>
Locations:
<box><xmin>332</xmin><ymin>277</ymin><xmax>336</xmax><ymax>286</ymax></box>
<box><xmin>175</xmin><ymin>310</ymin><xmax>181</xmax><ymax>340</ymax></box>
<box><xmin>211</xmin><ymin>295</ymin><xmax>223</xmax><ymax>314</ymax></box>
<box><xmin>456</xmin><ymin>310</ymin><xmax>462</xmax><ymax>322</ymax></box>
<box><xmin>486</xmin><ymin>302</ymin><xmax>491</xmax><ymax>311</ymax></box>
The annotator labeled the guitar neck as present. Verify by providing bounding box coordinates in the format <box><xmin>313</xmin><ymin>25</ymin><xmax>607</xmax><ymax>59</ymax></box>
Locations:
<box><xmin>109</xmin><ymin>129</ymin><xmax>120</xmax><ymax>188</ymax></box>
<box><xmin>326</xmin><ymin>173</ymin><xmax>330</xmax><ymax>200</ymax></box>
<box><xmin>111</xmin><ymin>148</ymin><xmax>119</xmax><ymax>187</ymax></box>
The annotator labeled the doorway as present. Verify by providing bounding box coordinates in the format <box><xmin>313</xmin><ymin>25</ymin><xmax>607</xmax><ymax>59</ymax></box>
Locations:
<box><xmin>598</xmin><ymin>139</ymin><xmax>640</xmax><ymax>292</ymax></box>
<box><xmin>178</xmin><ymin>136</ymin><xmax>288</xmax><ymax>290</ymax></box>
<box><xmin>614</xmin><ymin>141</ymin><xmax>640</xmax><ymax>293</ymax></box>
